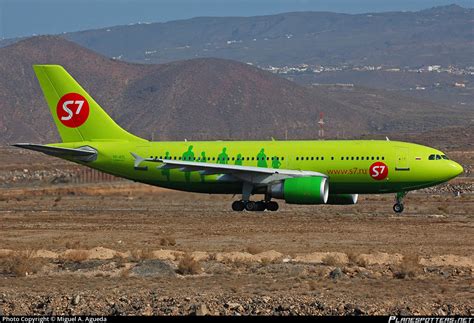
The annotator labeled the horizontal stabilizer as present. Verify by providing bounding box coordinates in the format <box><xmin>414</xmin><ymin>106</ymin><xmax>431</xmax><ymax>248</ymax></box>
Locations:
<box><xmin>13</xmin><ymin>143</ymin><xmax>97</xmax><ymax>162</ymax></box>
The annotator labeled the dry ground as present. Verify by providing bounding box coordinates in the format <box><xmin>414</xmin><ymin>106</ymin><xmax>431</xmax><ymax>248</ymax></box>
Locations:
<box><xmin>0</xmin><ymin>147</ymin><xmax>472</xmax><ymax>315</ymax></box>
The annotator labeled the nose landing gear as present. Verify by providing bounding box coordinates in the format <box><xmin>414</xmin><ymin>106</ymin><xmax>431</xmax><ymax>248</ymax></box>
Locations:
<box><xmin>393</xmin><ymin>192</ymin><xmax>407</xmax><ymax>214</ymax></box>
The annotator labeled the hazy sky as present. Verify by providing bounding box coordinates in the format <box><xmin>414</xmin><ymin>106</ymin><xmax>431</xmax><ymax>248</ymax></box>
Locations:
<box><xmin>0</xmin><ymin>0</ymin><xmax>472</xmax><ymax>39</ymax></box>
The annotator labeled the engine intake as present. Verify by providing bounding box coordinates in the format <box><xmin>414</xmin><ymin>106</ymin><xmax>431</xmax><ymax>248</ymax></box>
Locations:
<box><xmin>270</xmin><ymin>176</ymin><xmax>328</xmax><ymax>204</ymax></box>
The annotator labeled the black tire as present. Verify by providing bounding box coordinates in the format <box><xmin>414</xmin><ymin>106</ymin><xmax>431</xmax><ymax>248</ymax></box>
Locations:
<box><xmin>245</xmin><ymin>201</ymin><xmax>256</xmax><ymax>211</ymax></box>
<box><xmin>393</xmin><ymin>203</ymin><xmax>404</xmax><ymax>213</ymax></box>
<box><xmin>266</xmin><ymin>201</ymin><xmax>279</xmax><ymax>211</ymax></box>
<box><xmin>255</xmin><ymin>201</ymin><xmax>267</xmax><ymax>211</ymax></box>
<box><xmin>232</xmin><ymin>200</ymin><xmax>245</xmax><ymax>211</ymax></box>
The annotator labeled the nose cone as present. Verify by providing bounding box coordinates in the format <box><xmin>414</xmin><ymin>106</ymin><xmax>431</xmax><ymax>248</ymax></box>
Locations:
<box><xmin>447</xmin><ymin>161</ymin><xmax>464</xmax><ymax>179</ymax></box>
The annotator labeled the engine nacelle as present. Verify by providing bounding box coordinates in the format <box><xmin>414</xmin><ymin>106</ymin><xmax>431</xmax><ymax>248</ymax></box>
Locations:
<box><xmin>270</xmin><ymin>176</ymin><xmax>329</xmax><ymax>204</ymax></box>
<box><xmin>326</xmin><ymin>194</ymin><xmax>359</xmax><ymax>205</ymax></box>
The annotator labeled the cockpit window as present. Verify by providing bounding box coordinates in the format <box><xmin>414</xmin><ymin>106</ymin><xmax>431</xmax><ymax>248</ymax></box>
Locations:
<box><xmin>429</xmin><ymin>154</ymin><xmax>444</xmax><ymax>160</ymax></box>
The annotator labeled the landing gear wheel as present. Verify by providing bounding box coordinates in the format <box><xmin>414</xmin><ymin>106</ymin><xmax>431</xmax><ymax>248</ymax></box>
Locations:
<box><xmin>245</xmin><ymin>201</ymin><xmax>256</xmax><ymax>211</ymax></box>
<box><xmin>232</xmin><ymin>200</ymin><xmax>245</xmax><ymax>212</ymax></box>
<box><xmin>266</xmin><ymin>201</ymin><xmax>279</xmax><ymax>211</ymax></box>
<box><xmin>393</xmin><ymin>203</ymin><xmax>404</xmax><ymax>213</ymax></box>
<box><xmin>255</xmin><ymin>201</ymin><xmax>267</xmax><ymax>211</ymax></box>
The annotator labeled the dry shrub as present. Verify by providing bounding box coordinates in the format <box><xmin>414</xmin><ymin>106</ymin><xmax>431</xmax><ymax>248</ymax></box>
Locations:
<box><xmin>208</xmin><ymin>253</ymin><xmax>217</xmax><ymax>261</ymax></box>
<box><xmin>437</xmin><ymin>205</ymin><xmax>449</xmax><ymax>213</ymax></box>
<box><xmin>159</xmin><ymin>236</ymin><xmax>176</xmax><ymax>247</ymax></box>
<box><xmin>65</xmin><ymin>240</ymin><xmax>82</xmax><ymax>249</ymax></box>
<box><xmin>119</xmin><ymin>267</ymin><xmax>131</xmax><ymax>278</ymax></box>
<box><xmin>260</xmin><ymin>257</ymin><xmax>272</xmax><ymax>266</ymax></box>
<box><xmin>177</xmin><ymin>253</ymin><xmax>202</xmax><ymax>275</ymax></box>
<box><xmin>130</xmin><ymin>248</ymin><xmax>154</xmax><ymax>262</ymax></box>
<box><xmin>356</xmin><ymin>257</ymin><xmax>369</xmax><ymax>268</ymax></box>
<box><xmin>62</xmin><ymin>250</ymin><xmax>88</xmax><ymax>262</ymax></box>
<box><xmin>228</xmin><ymin>258</ymin><xmax>253</xmax><ymax>269</ymax></box>
<box><xmin>308</xmin><ymin>280</ymin><xmax>319</xmax><ymax>291</ymax></box>
<box><xmin>0</xmin><ymin>250</ymin><xmax>45</xmax><ymax>277</ymax></box>
<box><xmin>245</xmin><ymin>245</ymin><xmax>264</xmax><ymax>255</ymax></box>
<box><xmin>346</xmin><ymin>252</ymin><xmax>359</xmax><ymax>265</ymax></box>
<box><xmin>347</xmin><ymin>252</ymin><xmax>369</xmax><ymax>267</ymax></box>
<box><xmin>393</xmin><ymin>254</ymin><xmax>421</xmax><ymax>279</ymax></box>
<box><xmin>322</xmin><ymin>254</ymin><xmax>342</xmax><ymax>266</ymax></box>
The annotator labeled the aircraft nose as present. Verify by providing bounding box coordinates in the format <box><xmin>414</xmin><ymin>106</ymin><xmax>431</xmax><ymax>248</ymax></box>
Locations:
<box><xmin>448</xmin><ymin>161</ymin><xmax>464</xmax><ymax>178</ymax></box>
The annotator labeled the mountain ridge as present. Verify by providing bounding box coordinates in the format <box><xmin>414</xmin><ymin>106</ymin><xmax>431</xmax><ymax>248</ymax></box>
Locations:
<box><xmin>0</xmin><ymin>36</ymin><xmax>471</xmax><ymax>144</ymax></box>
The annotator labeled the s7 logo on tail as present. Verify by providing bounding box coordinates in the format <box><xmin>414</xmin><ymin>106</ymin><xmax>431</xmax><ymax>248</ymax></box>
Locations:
<box><xmin>57</xmin><ymin>93</ymin><xmax>90</xmax><ymax>128</ymax></box>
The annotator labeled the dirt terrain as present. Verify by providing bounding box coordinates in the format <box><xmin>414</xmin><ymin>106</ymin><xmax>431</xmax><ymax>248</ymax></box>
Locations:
<box><xmin>0</xmin><ymin>148</ymin><xmax>473</xmax><ymax>315</ymax></box>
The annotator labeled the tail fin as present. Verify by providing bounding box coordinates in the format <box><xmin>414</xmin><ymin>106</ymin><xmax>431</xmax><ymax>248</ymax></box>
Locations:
<box><xmin>33</xmin><ymin>65</ymin><xmax>146</xmax><ymax>143</ymax></box>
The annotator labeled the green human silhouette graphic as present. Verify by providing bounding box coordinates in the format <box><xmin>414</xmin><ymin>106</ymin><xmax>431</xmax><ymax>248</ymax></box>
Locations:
<box><xmin>272</xmin><ymin>156</ymin><xmax>281</xmax><ymax>169</ymax></box>
<box><xmin>182</xmin><ymin>145</ymin><xmax>195</xmax><ymax>161</ymax></box>
<box><xmin>200</xmin><ymin>151</ymin><xmax>207</xmax><ymax>163</ymax></box>
<box><xmin>161</xmin><ymin>151</ymin><xmax>171</xmax><ymax>181</ymax></box>
<box><xmin>217</xmin><ymin>147</ymin><xmax>229</xmax><ymax>164</ymax></box>
<box><xmin>199</xmin><ymin>151</ymin><xmax>207</xmax><ymax>182</ymax></box>
<box><xmin>182</xmin><ymin>145</ymin><xmax>195</xmax><ymax>182</ymax></box>
<box><xmin>257</xmin><ymin>148</ymin><xmax>267</xmax><ymax>167</ymax></box>
<box><xmin>235</xmin><ymin>153</ymin><xmax>243</xmax><ymax>166</ymax></box>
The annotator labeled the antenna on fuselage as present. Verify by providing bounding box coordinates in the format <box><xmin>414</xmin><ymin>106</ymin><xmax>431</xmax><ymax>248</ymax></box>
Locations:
<box><xmin>318</xmin><ymin>112</ymin><xmax>325</xmax><ymax>139</ymax></box>
<box><xmin>386</xmin><ymin>137</ymin><xmax>390</xmax><ymax>141</ymax></box>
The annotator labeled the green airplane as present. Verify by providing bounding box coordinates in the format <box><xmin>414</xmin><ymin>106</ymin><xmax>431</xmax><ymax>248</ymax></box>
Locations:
<box><xmin>14</xmin><ymin>65</ymin><xmax>464</xmax><ymax>213</ymax></box>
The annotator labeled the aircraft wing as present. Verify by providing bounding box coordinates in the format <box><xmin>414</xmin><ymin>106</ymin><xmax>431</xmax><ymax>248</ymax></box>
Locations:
<box><xmin>13</xmin><ymin>143</ymin><xmax>97</xmax><ymax>161</ymax></box>
<box><xmin>131</xmin><ymin>152</ymin><xmax>326</xmax><ymax>185</ymax></box>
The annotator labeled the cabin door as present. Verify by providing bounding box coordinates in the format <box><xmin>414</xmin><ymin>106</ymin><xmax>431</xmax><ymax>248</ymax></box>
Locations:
<box><xmin>395</xmin><ymin>147</ymin><xmax>410</xmax><ymax>171</ymax></box>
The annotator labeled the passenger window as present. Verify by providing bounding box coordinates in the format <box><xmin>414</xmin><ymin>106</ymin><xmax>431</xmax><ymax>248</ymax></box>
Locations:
<box><xmin>376</xmin><ymin>157</ymin><xmax>379</xmax><ymax>160</ymax></box>
<box><xmin>296</xmin><ymin>157</ymin><xmax>299</xmax><ymax>161</ymax></box>
<box><xmin>282</xmin><ymin>157</ymin><xmax>285</xmax><ymax>161</ymax></box>
<box><xmin>356</xmin><ymin>157</ymin><xmax>359</xmax><ymax>160</ymax></box>
<box><xmin>351</xmin><ymin>157</ymin><xmax>354</xmax><ymax>160</ymax></box>
<box><xmin>311</xmin><ymin>157</ymin><xmax>314</xmax><ymax>161</ymax></box>
<box><xmin>371</xmin><ymin>157</ymin><xmax>374</xmax><ymax>160</ymax></box>
<box><xmin>321</xmin><ymin>157</ymin><xmax>324</xmax><ymax>160</ymax></box>
<box><xmin>316</xmin><ymin>157</ymin><xmax>319</xmax><ymax>160</ymax></box>
<box><xmin>382</xmin><ymin>157</ymin><xmax>385</xmax><ymax>160</ymax></box>
<box><xmin>331</xmin><ymin>157</ymin><xmax>334</xmax><ymax>160</ymax></box>
<box><xmin>361</xmin><ymin>157</ymin><xmax>364</xmax><ymax>160</ymax></box>
<box><xmin>341</xmin><ymin>157</ymin><xmax>344</xmax><ymax>160</ymax></box>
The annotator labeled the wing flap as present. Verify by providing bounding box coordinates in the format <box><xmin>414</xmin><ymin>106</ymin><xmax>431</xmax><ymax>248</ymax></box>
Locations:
<box><xmin>130</xmin><ymin>152</ymin><xmax>327</xmax><ymax>184</ymax></box>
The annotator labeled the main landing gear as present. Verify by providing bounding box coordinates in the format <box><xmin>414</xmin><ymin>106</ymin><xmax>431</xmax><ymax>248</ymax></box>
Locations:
<box><xmin>393</xmin><ymin>191</ymin><xmax>407</xmax><ymax>214</ymax></box>
<box><xmin>231</xmin><ymin>182</ymin><xmax>279</xmax><ymax>212</ymax></box>
<box><xmin>231</xmin><ymin>200</ymin><xmax>279</xmax><ymax>212</ymax></box>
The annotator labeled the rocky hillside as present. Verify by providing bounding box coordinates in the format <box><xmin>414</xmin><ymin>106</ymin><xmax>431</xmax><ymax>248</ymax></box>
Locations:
<box><xmin>0</xmin><ymin>36</ymin><xmax>471</xmax><ymax>144</ymax></box>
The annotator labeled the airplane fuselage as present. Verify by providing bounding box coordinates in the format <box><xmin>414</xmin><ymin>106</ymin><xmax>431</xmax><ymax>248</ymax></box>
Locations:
<box><xmin>53</xmin><ymin>139</ymin><xmax>463</xmax><ymax>195</ymax></box>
